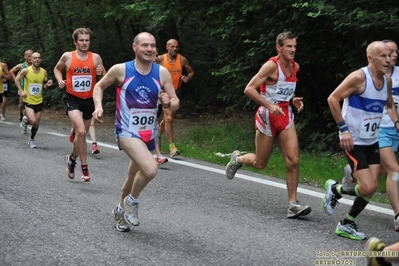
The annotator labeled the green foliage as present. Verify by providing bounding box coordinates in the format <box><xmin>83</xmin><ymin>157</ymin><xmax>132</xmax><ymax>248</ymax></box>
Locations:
<box><xmin>42</xmin><ymin>87</ymin><xmax>64</xmax><ymax>109</ymax></box>
<box><xmin>0</xmin><ymin>0</ymin><xmax>398</xmax><ymax>155</ymax></box>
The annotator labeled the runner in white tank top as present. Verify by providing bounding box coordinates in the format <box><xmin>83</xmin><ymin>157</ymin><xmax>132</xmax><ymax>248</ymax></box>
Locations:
<box><xmin>325</xmin><ymin>41</ymin><xmax>397</xmax><ymax>240</ymax></box>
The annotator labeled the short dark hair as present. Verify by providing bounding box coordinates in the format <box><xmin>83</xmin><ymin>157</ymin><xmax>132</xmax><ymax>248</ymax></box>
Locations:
<box><xmin>72</xmin><ymin>28</ymin><xmax>93</xmax><ymax>42</ymax></box>
<box><xmin>276</xmin><ymin>31</ymin><xmax>297</xmax><ymax>47</ymax></box>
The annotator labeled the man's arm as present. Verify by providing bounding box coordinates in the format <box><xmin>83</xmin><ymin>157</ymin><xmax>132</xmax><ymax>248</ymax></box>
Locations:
<box><xmin>43</xmin><ymin>69</ymin><xmax>53</xmax><ymax>89</ymax></box>
<box><xmin>327</xmin><ymin>69</ymin><xmax>364</xmax><ymax>151</ymax></box>
<box><xmin>327</xmin><ymin>70</ymin><xmax>364</xmax><ymax>125</ymax></box>
<box><xmin>180</xmin><ymin>55</ymin><xmax>194</xmax><ymax>82</ymax></box>
<box><xmin>2</xmin><ymin>63</ymin><xmax>10</xmax><ymax>80</ymax></box>
<box><xmin>14</xmin><ymin>68</ymin><xmax>28</xmax><ymax>96</ymax></box>
<box><xmin>155</xmin><ymin>55</ymin><xmax>164</xmax><ymax>65</ymax></box>
<box><xmin>243</xmin><ymin>60</ymin><xmax>285</xmax><ymax>116</ymax></box>
<box><xmin>93</xmin><ymin>53</ymin><xmax>106</xmax><ymax>78</ymax></box>
<box><xmin>9</xmin><ymin>63</ymin><xmax>23</xmax><ymax>82</ymax></box>
<box><xmin>384</xmin><ymin>77</ymin><xmax>399</xmax><ymax>131</ymax></box>
<box><xmin>53</xmin><ymin>52</ymin><xmax>69</xmax><ymax>88</ymax></box>
<box><xmin>92</xmin><ymin>63</ymin><xmax>124</xmax><ymax>123</ymax></box>
<box><xmin>160</xmin><ymin>65</ymin><xmax>179</xmax><ymax>112</ymax></box>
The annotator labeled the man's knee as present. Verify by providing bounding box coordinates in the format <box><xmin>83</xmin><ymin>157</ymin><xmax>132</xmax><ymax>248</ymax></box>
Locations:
<box><xmin>284</xmin><ymin>155</ymin><xmax>299</xmax><ymax>170</ymax></box>
<box><xmin>358</xmin><ymin>181</ymin><xmax>378</xmax><ymax>197</ymax></box>
<box><xmin>164</xmin><ymin>113</ymin><xmax>174</xmax><ymax>123</ymax></box>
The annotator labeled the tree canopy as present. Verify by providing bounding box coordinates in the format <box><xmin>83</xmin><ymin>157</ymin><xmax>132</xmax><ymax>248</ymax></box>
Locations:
<box><xmin>0</xmin><ymin>0</ymin><xmax>398</xmax><ymax>152</ymax></box>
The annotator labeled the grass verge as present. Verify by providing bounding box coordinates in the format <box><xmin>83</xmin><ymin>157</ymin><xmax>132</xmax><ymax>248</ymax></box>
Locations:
<box><xmin>162</xmin><ymin>119</ymin><xmax>390</xmax><ymax>204</ymax></box>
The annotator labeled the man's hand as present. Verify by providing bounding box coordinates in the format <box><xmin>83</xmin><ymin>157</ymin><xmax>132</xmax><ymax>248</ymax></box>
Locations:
<box><xmin>58</xmin><ymin>80</ymin><xmax>66</xmax><ymax>89</ymax></box>
<box><xmin>92</xmin><ymin>108</ymin><xmax>104</xmax><ymax>123</ymax></box>
<box><xmin>159</xmin><ymin>90</ymin><xmax>171</xmax><ymax>108</ymax></box>
<box><xmin>292</xmin><ymin>97</ymin><xmax>304</xmax><ymax>113</ymax></box>
<box><xmin>339</xmin><ymin>131</ymin><xmax>354</xmax><ymax>151</ymax></box>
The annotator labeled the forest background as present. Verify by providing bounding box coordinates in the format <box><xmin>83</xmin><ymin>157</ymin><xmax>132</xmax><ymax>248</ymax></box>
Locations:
<box><xmin>0</xmin><ymin>0</ymin><xmax>398</xmax><ymax>153</ymax></box>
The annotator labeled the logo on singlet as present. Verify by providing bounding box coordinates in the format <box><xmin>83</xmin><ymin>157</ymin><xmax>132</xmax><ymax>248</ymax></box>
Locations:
<box><xmin>136</xmin><ymin>86</ymin><xmax>151</xmax><ymax>104</ymax></box>
<box><xmin>74</xmin><ymin>67</ymin><xmax>91</xmax><ymax>74</ymax></box>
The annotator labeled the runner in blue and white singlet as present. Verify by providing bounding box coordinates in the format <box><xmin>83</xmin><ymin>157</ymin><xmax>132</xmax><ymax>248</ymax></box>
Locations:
<box><xmin>92</xmin><ymin>32</ymin><xmax>179</xmax><ymax>232</ymax></box>
<box><xmin>341</xmin><ymin>66</ymin><xmax>388</xmax><ymax>146</ymax></box>
<box><xmin>375</xmin><ymin>42</ymin><xmax>399</xmax><ymax>232</ymax></box>
<box><xmin>115</xmin><ymin>60</ymin><xmax>161</xmax><ymax>148</ymax></box>
<box><xmin>380</xmin><ymin>66</ymin><xmax>399</xmax><ymax>128</ymax></box>
<box><xmin>325</xmin><ymin>41</ymin><xmax>396</xmax><ymax>241</ymax></box>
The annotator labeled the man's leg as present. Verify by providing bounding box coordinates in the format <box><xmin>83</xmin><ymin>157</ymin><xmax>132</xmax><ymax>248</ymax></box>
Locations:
<box><xmin>226</xmin><ymin>130</ymin><xmax>274</xmax><ymax>179</ymax></box>
<box><xmin>18</xmin><ymin>97</ymin><xmax>24</xmax><ymax>121</ymax></box>
<box><xmin>66</xmin><ymin>110</ymin><xmax>91</xmax><ymax>181</ymax></box>
<box><xmin>118</xmin><ymin>138</ymin><xmax>158</xmax><ymax>226</ymax></box>
<box><xmin>277</xmin><ymin>125</ymin><xmax>311</xmax><ymax>217</ymax></box>
<box><xmin>89</xmin><ymin>118</ymin><xmax>100</xmax><ymax>154</ymax></box>
<box><xmin>1</xmin><ymin>95</ymin><xmax>7</xmax><ymax>119</ymax></box>
<box><xmin>238</xmin><ymin>130</ymin><xmax>274</xmax><ymax>169</ymax></box>
<box><xmin>380</xmin><ymin>147</ymin><xmax>399</xmax><ymax>229</ymax></box>
<box><xmin>69</xmin><ymin>110</ymin><xmax>90</xmax><ymax>165</ymax></box>
<box><xmin>162</xmin><ymin>107</ymin><xmax>180</xmax><ymax>157</ymax></box>
<box><xmin>277</xmin><ymin>125</ymin><xmax>300</xmax><ymax>205</ymax></box>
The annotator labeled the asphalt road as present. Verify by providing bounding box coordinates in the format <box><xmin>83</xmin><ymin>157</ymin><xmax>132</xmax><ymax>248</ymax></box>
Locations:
<box><xmin>1</xmin><ymin>113</ymin><xmax>399</xmax><ymax>266</ymax></box>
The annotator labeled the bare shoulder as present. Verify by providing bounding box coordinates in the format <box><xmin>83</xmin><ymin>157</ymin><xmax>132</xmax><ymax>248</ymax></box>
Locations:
<box><xmin>108</xmin><ymin>63</ymin><xmax>126</xmax><ymax>77</ymax></box>
<box><xmin>159</xmin><ymin>64</ymin><xmax>170</xmax><ymax>75</ymax></box>
<box><xmin>156</xmin><ymin>55</ymin><xmax>165</xmax><ymax>65</ymax></box>
<box><xmin>92</xmin><ymin>52</ymin><xmax>103</xmax><ymax>61</ymax></box>
<box><xmin>10</xmin><ymin>63</ymin><xmax>23</xmax><ymax>72</ymax></box>
<box><xmin>260</xmin><ymin>60</ymin><xmax>278</xmax><ymax>74</ymax></box>
<box><xmin>61</xmin><ymin>51</ymin><xmax>72</xmax><ymax>59</ymax></box>
<box><xmin>338</xmin><ymin>69</ymin><xmax>366</xmax><ymax>94</ymax></box>
<box><xmin>179</xmin><ymin>54</ymin><xmax>190</xmax><ymax>64</ymax></box>
<box><xmin>56</xmin><ymin>52</ymin><xmax>72</xmax><ymax>65</ymax></box>
<box><xmin>347</xmin><ymin>69</ymin><xmax>365</xmax><ymax>83</ymax></box>
<box><xmin>19</xmin><ymin>67</ymin><xmax>29</xmax><ymax>76</ymax></box>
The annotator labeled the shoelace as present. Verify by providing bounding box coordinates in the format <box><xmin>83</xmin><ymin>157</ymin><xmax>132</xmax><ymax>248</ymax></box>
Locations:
<box><xmin>68</xmin><ymin>159</ymin><xmax>76</xmax><ymax>171</ymax></box>
<box><xmin>330</xmin><ymin>194</ymin><xmax>339</xmax><ymax>209</ymax></box>
<box><xmin>348</xmin><ymin>222</ymin><xmax>358</xmax><ymax>231</ymax></box>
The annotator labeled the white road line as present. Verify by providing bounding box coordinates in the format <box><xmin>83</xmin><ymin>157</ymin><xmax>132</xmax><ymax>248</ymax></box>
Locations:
<box><xmin>0</xmin><ymin>121</ymin><xmax>14</xmax><ymax>125</ymax></box>
<box><xmin>47</xmin><ymin>131</ymin><xmax>393</xmax><ymax>216</ymax></box>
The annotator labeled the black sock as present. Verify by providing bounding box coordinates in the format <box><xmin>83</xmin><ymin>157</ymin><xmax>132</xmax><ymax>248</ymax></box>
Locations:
<box><xmin>348</xmin><ymin>196</ymin><xmax>369</xmax><ymax>219</ymax></box>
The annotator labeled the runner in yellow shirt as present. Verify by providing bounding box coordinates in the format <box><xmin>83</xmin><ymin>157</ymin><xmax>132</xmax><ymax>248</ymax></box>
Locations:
<box><xmin>15</xmin><ymin>52</ymin><xmax>53</xmax><ymax>148</ymax></box>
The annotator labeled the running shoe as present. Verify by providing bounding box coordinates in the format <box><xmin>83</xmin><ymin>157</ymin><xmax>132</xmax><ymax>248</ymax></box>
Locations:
<box><xmin>394</xmin><ymin>216</ymin><xmax>399</xmax><ymax>231</ymax></box>
<box><xmin>335</xmin><ymin>220</ymin><xmax>366</xmax><ymax>240</ymax></box>
<box><xmin>0</xmin><ymin>114</ymin><xmax>5</xmax><ymax>121</ymax></box>
<box><xmin>69</xmin><ymin>128</ymin><xmax>75</xmax><ymax>143</ymax></box>
<box><xmin>342</xmin><ymin>164</ymin><xmax>357</xmax><ymax>185</ymax></box>
<box><xmin>322</xmin><ymin>179</ymin><xmax>340</xmax><ymax>215</ymax></box>
<box><xmin>170</xmin><ymin>144</ymin><xmax>180</xmax><ymax>157</ymax></box>
<box><xmin>225</xmin><ymin>150</ymin><xmax>242</xmax><ymax>180</ymax></box>
<box><xmin>28</xmin><ymin>140</ymin><xmax>37</xmax><ymax>149</ymax></box>
<box><xmin>112</xmin><ymin>206</ymin><xmax>131</xmax><ymax>232</ymax></box>
<box><xmin>124</xmin><ymin>196</ymin><xmax>139</xmax><ymax>226</ymax></box>
<box><xmin>287</xmin><ymin>200</ymin><xmax>312</xmax><ymax>218</ymax></box>
<box><xmin>365</xmin><ymin>237</ymin><xmax>392</xmax><ymax>266</ymax></box>
<box><xmin>20</xmin><ymin>117</ymin><xmax>28</xmax><ymax>134</ymax></box>
<box><xmin>65</xmin><ymin>155</ymin><xmax>76</xmax><ymax>179</ymax></box>
<box><xmin>92</xmin><ymin>143</ymin><xmax>100</xmax><ymax>154</ymax></box>
<box><xmin>157</xmin><ymin>156</ymin><xmax>168</xmax><ymax>165</ymax></box>
<box><xmin>81</xmin><ymin>166</ymin><xmax>90</xmax><ymax>182</ymax></box>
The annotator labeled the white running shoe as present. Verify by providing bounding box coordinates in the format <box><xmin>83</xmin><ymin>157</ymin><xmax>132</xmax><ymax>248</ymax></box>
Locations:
<box><xmin>28</xmin><ymin>140</ymin><xmax>37</xmax><ymax>149</ymax></box>
<box><xmin>124</xmin><ymin>196</ymin><xmax>139</xmax><ymax>226</ymax></box>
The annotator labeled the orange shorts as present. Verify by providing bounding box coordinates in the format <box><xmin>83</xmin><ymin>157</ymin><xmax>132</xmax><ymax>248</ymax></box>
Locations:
<box><xmin>255</xmin><ymin>105</ymin><xmax>294</xmax><ymax>137</ymax></box>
